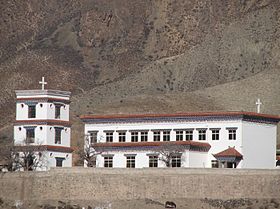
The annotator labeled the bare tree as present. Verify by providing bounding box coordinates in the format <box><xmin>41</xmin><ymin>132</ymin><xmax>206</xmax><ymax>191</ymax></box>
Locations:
<box><xmin>155</xmin><ymin>142</ymin><xmax>185</xmax><ymax>167</ymax></box>
<box><xmin>76</xmin><ymin>135</ymin><xmax>102</xmax><ymax>167</ymax></box>
<box><xmin>0</xmin><ymin>138</ymin><xmax>47</xmax><ymax>172</ymax></box>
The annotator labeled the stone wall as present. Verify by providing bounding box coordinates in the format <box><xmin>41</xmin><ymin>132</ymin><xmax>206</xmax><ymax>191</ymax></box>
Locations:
<box><xmin>0</xmin><ymin>168</ymin><xmax>280</xmax><ymax>208</ymax></box>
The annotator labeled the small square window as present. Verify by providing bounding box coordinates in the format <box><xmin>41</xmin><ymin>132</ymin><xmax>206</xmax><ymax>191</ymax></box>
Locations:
<box><xmin>131</xmin><ymin>132</ymin><xmax>138</xmax><ymax>142</ymax></box>
<box><xmin>104</xmin><ymin>156</ymin><xmax>113</xmax><ymax>167</ymax></box>
<box><xmin>106</xmin><ymin>132</ymin><xmax>113</xmax><ymax>142</ymax></box>
<box><xmin>212</xmin><ymin>129</ymin><xmax>220</xmax><ymax>140</ymax></box>
<box><xmin>211</xmin><ymin>160</ymin><xmax>219</xmax><ymax>168</ymax></box>
<box><xmin>153</xmin><ymin>131</ymin><xmax>160</xmax><ymax>141</ymax></box>
<box><xmin>163</xmin><ymin>131</ymin><xmax>170</xmax><ymax>141</ymax></box>
<box><xmin>228</xmin><ymin>129</ymin><xmax>237</xmax><ymax>140</ymax></box>
<box><xmin>176</xmin><ymin>131</ymin><xmax>184</xmax><ymax>141</ymax></box>
<box><xmin>149</xmin><ymin>155</ymin><xmax>158</xmax><ymax>167</ymax></box>
<box><xmin>141</xmin><ymin>131</ymin><xmax>148</xmax><ymax>142</ymax></box>
<box><xmin>185</xmin><ymin>130</ymin><xmax>193</xmax><ymax>140</ymax></box>
<box><xmin>126</xmin><ymin>156</ymin><xmax>136</xmax><ymax>168</ymax></box>
<box><xmin>171</xmin><ymin>154</ymin><xmax>181</xmax><ymax>167</ymax></box>
<box><xmin>118</xmin><ymin>132</ymin><xmax>126</xmax><ymax>142</ymax></box>
<box><xmin>198</xmin><ymin>130</ymin><xmax>206</xmax><ymax>140</ymax></box>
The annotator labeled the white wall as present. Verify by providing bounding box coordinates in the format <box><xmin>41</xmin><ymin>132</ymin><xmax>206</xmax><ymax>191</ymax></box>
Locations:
<box><xmin>85</xmin><ymin>120</ymin><xmax>243</xmax><ymax>168</ymax></box>
<box><xmin>16</xmin><ymin>102</ymin><xmax>69</xmax><ymax>121</ymax></box>
<box><xmin>242</xmin><ymin>121</ymin><xmax>277</xmax><ymax>169</ymax></box>
<box><xmin>47</xmin><ymin>151</ymin><xmax>72</xmax><ymax>168</ymax></box>
<box><xmin>14</xmin><ymin>125</ymin><xmax>70</xmax><ymax>147</ymax></box>
<box><xmin>189</xmin><ymin>151</ymin><xmax>208</xmax><ymax>168</ymax></box>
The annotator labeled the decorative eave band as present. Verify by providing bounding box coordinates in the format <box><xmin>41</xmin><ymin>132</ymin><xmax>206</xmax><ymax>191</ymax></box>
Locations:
<box><xmin>12</xmin><ymin>145</ymin><xmax>74</xmax><ymax>153</ymax></box>
<box><xmin>16</xmin><ymin>97</ymin><xmax>71</xmax><ymax>104</ymax></box>
<box><xmin>92</xmin><ymin>141</ymin><xmax>211</xmax><ymax>152</ymax></box>
<box><xmin>80</xmin><ymin>112</ymin><xmax>280</xmax><ymax>124</ymax></box>
<box><xmin>15</xmin><ymin>120</ymin><xmax>71</xmax><ymax>127</ymax></box>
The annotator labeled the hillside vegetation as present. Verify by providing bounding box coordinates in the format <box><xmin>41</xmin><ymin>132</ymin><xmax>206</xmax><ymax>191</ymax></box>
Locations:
<box><xmin>0</xmin><ymin>0</ymin><xmax>279</xmax><ymax>145</ymax></box>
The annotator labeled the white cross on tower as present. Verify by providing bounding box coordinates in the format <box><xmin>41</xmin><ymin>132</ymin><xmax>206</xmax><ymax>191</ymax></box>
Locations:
<box><xmin>256</xmin><ymin>98</ymin><xmax>262</xmax><ymax>113</ymax></box>
<box><xmin>39</xmin><ymin>77</ymin><xmax>47</xmax><ymax>90</ymax></box>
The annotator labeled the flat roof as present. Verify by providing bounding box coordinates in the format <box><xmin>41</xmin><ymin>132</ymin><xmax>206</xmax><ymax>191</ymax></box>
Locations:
<box><xmin>15</xmin><ymin>89</ymin><xmax>71</xmax><ymax>97</ymax></box>
<box><xmin>80</xmin><ymin>111</ymin><xmax>280</xmax><ymax>124</ymax></box>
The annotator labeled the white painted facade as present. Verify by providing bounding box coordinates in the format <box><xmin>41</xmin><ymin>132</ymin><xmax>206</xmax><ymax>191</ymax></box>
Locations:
<box><xmin>82</xmin><ymin>112</ymin><xmax>280</xmax><ymax>169</ymax></box>
<box><xmin>14</xmin><ymin>89</ymin><xmax>73</xmax><ymax>170</ymax></box>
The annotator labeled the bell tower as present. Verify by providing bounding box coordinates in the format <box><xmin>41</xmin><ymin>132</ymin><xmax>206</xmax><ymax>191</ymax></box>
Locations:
<box><xmin>14</xmin><ymin>77</ymin><xmax>73</xmax><ymax>169</ymax></box>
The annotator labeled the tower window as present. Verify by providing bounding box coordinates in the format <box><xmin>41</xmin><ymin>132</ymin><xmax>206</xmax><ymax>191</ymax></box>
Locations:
<box><xmin>55</xmin><ymin>157</ymin><xmax>65</xmax><ymax>167</ymax></box>
<box><xmin>55</xmin><ymin>105</ymin><xmax>61</xmax><ymax>119</ymax></box>
<box><xmin>55</xmin><ymin>128</ymin><xmax>62</xmax><ymax>144</ymax></box>
<box><xmin>26</xmin><ymin>128</ymin><xmax>35</xmax><ymax>143</ymax></box>
<box><xmin>28</xmin><ymin>105</ymin><xmax>36</xmax><ymax>118</ymax></box>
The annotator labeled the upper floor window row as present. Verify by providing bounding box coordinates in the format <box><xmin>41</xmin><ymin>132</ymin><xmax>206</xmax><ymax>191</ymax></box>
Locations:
<box><xmin>92</xmin><ymin>127</ymin><xmax>238</xmax><ymax>143</ymax></box>
<box><xmin>26</xmin><ymin>103</ymin><xmax>65</xmax><ymax>119</ymax></box>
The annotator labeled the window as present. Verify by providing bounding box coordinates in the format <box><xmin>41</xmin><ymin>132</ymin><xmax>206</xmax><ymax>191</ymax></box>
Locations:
<box><xmin>118</xmin><ymin>132</ymin><xmax>126</xmax><ymax>142</ymax></box>
<box><xmin>55</xmin><ymin>128</ymin><xmax>62</xmax><ymax>144</ymax></box>
<box><xmin>126</xmin><ymin>156</ymin><xmax>136</xmax><ymax>168</ymax></box>
<box><xmin>89</xmin><ymin>131</ymin><xmax>98</xmax><ymax>143</ymax></box>
<box><xmin>131</xmin><ymin>132</ymin><xmax>138</xmax><ymax>142</ymax></box>
<box><xmin>211</xmin><ymin>160</ymin><xmax>219</xmax><ymax>168</ymax></box>
<box><xmin>149</xmin><ymin>155</ymin><xmax>158</xmax><ymax>167</ymax></box>
<box><xmin>104</xmin><ymin>156</ymin><xmax>113</xmax><ymax>167</ymax></box>
<box><xmin>163</xmin><ymin>131</ymin><xmax>170</xmax><ymax>141</ymax></box>
<box><xmin>212</xmin><ymin>129</ymin><xmax>220</xmax><ymax>140</ymax></box>
<box><xmin>26</xmin><ymin>128</ymin><xmax>35</xmax><ymax>143</ymax></box>
<box><xmin>153</xmin><ymin>131</ymin><xmax>160</xmax><ymax>141</ymax></box>
<box><xmin>28</xmin><ymin>105</ymin><xmax>36</xmax><ymax>118</ymax></box>
<box><xmin>198</xmin><ymin>129</ymin><xmax>206</xmax><ymax>140</ymax></box>
<box><xmin>55</xmin><ymin>105</ymin><xmax>61</xmax><ymax>119</ymax></box>
<box><xmin>185</xmin><ymin>130</ymin><xmax>193</xmax><ymax>141</ymax></box>
<box><xmin>106</xmin><ymin>132</ymin><xmax>113</xmax><ymax>142</ymax></box>
<box><xmin>228</xmin><ymin>129</ymin><xmax>237</xmax><ymax>140</ymax></box>
<box><xmin>55</xmin><ymin>157</ymin><xmax>65</xmax><ymax>167</ymax></box>
<box><xmin>141</xmin><ymin>131</ymin><xmax>148</xmax><ymax>142</ymax></box>
<box><xmin>171</xmin><ymin>154</ymin><xmax>181</xmax><ymax>167</ymax></box>
<box><xmin>176</xmin><ymin>131</ymin><xmax>183</xmax><ymax>141</ymax></box>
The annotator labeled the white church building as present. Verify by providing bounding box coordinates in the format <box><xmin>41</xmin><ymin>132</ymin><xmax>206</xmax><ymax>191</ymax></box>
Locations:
<box><xmin>81</xmin><ymin>111</ymin><xmax>280</xmax><ymax>169</ymax></box>
<box><xmin>14</xmin><ymin>77</ymin><xmax>73</xmax><ymax>169</ymax></box>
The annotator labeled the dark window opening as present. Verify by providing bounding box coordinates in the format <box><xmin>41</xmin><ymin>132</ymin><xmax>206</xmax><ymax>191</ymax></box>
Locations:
<box><xmin>104</xmin><ymin>156</ymin><xmax>113</xmax><ymax>167</ymax></box>
<box><xmin>28</xmin><ymin>105</ymin><xmax>36</xmax><ymax>118</ymax></box>
<box><xmin>26</xmin><ymin>128</ymin><xmax>35</xmax><ymax>143</ymax></box>
<box><xmin>126</xmin><ymin>156</ymin><xmax>136</xmax><ymax>168</ymax></box>
<box><xmin>55</xmin><ymin>128</ymin><xmax>62</xmax><ymax>144</ymax></box>
<box><xmin>55</xmin><ymin>157</ymin><xmax>65</xmax><ymax>167</ymax></box>
<box><xmin>149</xmin><ymin>155</ymin><xmax>158</xmax><ymax>167</ymax></box>
<box><xmin>55</xmin><ymin>105</ymin><xmax>61</xmax><ymax>119</ymax></box>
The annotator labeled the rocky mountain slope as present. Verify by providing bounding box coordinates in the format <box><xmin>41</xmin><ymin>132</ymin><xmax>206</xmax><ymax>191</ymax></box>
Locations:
<box><xmin>0</xmin><ymin>0</ymin><xmax>279</xmax><ymax>145</ymax></box>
